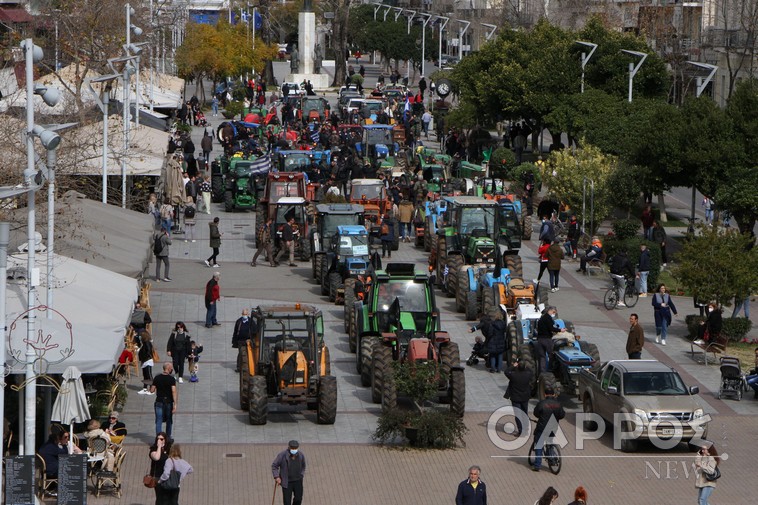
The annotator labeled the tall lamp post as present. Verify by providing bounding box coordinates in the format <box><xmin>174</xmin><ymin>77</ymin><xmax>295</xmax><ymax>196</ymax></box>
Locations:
<box><xmin>20</xmin><ymin>38</ymin><xmax>61</xmax><ymax>456</ymax></box>
<box><xmin>621</xmin><ymin>50</ymin><xmax>647</xmax><ymax>103</ymax></box>
<box><xmin>109</xmin><ymin>56</ymin><xmax>139</xmax><ymax>209</ymax></box>
<box><xmin>125</xmin><ymin>4</ymin><xmax>143</xmax><ymax>127</ymax></box>
<box><xmin>576</xmin><ymin>40</ymin><xmax>598</xmax><ymax>94</ymax></box>
<box><xmin>481</xmin><ymin>23</ymin><xmax>497</xmax><ymax>42</ymax></box>
<box><xmin>456</xmin><ymin>19</ymin><xmax>470</xmax><ymax>64</ymax></box>
<box><xmin>404</xmin><ymin>11</ymin><xmax>416</xmax><ymax>82</ymax></box>
<box><xmin>86</xmin><ymin>74</ymin><xmax>121</xmax><ymax>204</ymax></box>
<box><xmin>434</xmin><ymin>16</ymin><xmax>449</xmax><ymax>71</ymax></box>
<box><xmin>687</xmin><ymin>61</ymin><xmax>718</xmax><ymax>98</ymax></box>
<box><xmin>418</xmin><ymin>13</ymin><xmax>432</xmax><ymax>79</ymax></box>
<box><xmin>125</xmin><ymin>42</ymin><xmax>148</xmax><ymax>128</ymax></box>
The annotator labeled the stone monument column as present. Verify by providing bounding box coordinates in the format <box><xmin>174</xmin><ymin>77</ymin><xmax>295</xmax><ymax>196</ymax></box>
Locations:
<box><xmin>299</xmin><ymin>0</ymin><xmax>315</xmax><ymax>75</ymax></box>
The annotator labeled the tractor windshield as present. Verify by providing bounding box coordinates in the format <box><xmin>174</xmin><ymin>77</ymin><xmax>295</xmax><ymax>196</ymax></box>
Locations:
<box><xmin>365</xmin><ymin>128</ymin><xmax>392</xmax><ymax>146</ymax></box>
<box><xmin>302</xmin><ymin>98</ymin><xmax>325</xmax><ymax>114</ymax></box>
<box><xmin>337</xmin><ymin>235</ymin><xmax>370</xmax><ymax>256</ymax></box>
<box><xmin>376</xmin><ymin>281</ymin><xmax>428</xmax><ymax>313</ymax></box>
<box><xmin>498</xmin><ymin>206</ymin><xmax>521</xmax><ymax>233</ymax></box>
<box><xmin>350</xmin><ymin>183</ymin><xmax>384</xmax><ymax>201</ymax></box>
<box><xmin>322</xmin><ymin>213</ymin><xmax>362</xmax><ymax>233</ymax></box>
<box><xmin>275</xmin><ymin>204</ymin><xmax>305</xmax><ymax>224</ymax></box>
<box><xmin>459</xmin><ymin>206</ymin><xmax>496</xmax><ymax>235</ymax></box>
<box><xmin>260</xmin><ymin>316</ymin><xmax>314</xmax><ymax>361</ymax></box>
<box><xmin>282</xmin><ymin>154</ymin><xmax>312</xmax><ymax>171</ymax></box>
<box><xmin>269</xmin><ymin>181</ymin><xmax>299</xmax><ymax>202</ymax></box>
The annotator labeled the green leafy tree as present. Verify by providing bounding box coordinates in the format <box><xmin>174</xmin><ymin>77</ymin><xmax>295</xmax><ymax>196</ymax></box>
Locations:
<box><xmin>672</xmin><ymin>226</ymin><xmax>758</xmax><ymax>308</ymax></box>
<box><xmin>543</xmin><ymin>143</ymin><xmax>617</xmax><ymax>234</ymax></box>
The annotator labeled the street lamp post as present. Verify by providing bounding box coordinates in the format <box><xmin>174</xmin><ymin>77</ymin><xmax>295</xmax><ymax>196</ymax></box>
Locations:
<box><xmin>435</xmin><ymin>16</ymin><xmax>449</xmax><ymax>72</ymax></box>
<box><xmin>125</xmin><ymin>4</ymin><xmax>143</xmax><ymax>127</ymax></box>
<box><xmin>418</xmin><ymin>13</ymin><xmax>432</xmax><ymax>79</ymax></box>
<box><xmin>86</xmin><ymin>74</ymin><xmax>121</xmax><ymax>204</ymax></box>
<box><xmin>621</xmin><ymin>50</ymin><xmax>647</xmax><ymax>103</ymax></box>
<box><xmin>576</xmin><ymin>41</ymin><xmax>598</xmax><ymax>94</ymax></box>
<box><xmin>687</xmin><ymin>61</ymin><xmax>718</xmax><ymax>98</ymax></box>
<box><xmin>108</xmin><ymin>56</ymin><xmax>139</xmax><ymax>209</ymax></box>
<box><xmin>20</xmin><ymin>38</ymin><xmax>61</xmax><ymax>456</ymax></box>
<box><xmin>481</xmin><ymin>23</ymin><xmax>497</xmax><ymax>42</ymax></box>
<box><xmin>457</xmin><ymin>20</ymin><xmax>470</xmax><ymax>64</ymax></box>
<box><xmin>405</xmin><ymin>11</ymin><xmax>415</xmax><ymax>82</ymax></box>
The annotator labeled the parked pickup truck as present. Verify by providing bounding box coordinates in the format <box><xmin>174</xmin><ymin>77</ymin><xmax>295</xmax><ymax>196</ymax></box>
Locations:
<box><xmin>578</xmin><ymin>360</ymin><xmax>709</xmax><ymax>452</ymax></box>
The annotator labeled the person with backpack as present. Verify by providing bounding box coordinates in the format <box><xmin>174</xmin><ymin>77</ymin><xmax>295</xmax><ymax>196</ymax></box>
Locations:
<box><xmin>160</xmin><ymin>197</ymin><xmax>174</xmax><ymax>236</ymax></box>
<box><xmin>183</xmin><ymin>196</ymin><xmax>197</xmax><ymax>242</ymax></box>
<box><xmin>380</xmin><ymin>215</ymin><xmax>394</xmax><ymax>259</ymax></box>
<box><xmin>154</xmin><ymin>227</ymin><xmax>172</xmax><ymax>282</ymax></box>
<box><xmin>167</xmin><ymin>321</ymin><xmax>191</xmax><ymax>383</ymax></box>
<box><xmin>538</xmin><ymin>215</ymin><xmax>555</xmax><ymax>244</ymax></box>
<box><xmin>185</xmin><ymin>176</ymin><xmax>198</xmax><ymax>204</ymax></box>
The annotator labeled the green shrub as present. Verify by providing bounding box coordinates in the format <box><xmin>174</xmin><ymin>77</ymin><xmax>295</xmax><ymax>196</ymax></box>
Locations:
<box><xmin>721</xmin><ymin>317</ymin><xmax>753</xmax><ymax>342</ymax></box>
<box><xmin>175</xmin><ymin>122</ymin><xmax>192</xmax><ymax>134</ymax></box>
<box><xmin>223</xmin><ymin>101</ymin><xmax>244</xmax><ymax>120</ymax></box>
<box><xmin>685</xmin><ymin>315</ymin><xmax>706</xmax><ymax>340</ymax></box>
<box><xmin>612</xmin><ymin>219</ymin><xmax>641</xmax><ymax>241</ymax></box>
<box><xmin>511</xmin><ymin>163</ymin><xmax>542</xmax><ymax>191</ymax></box>
<box><xmin>489</xmin><ymin>148</ymin><xmax>517</xmax><ymax>179</ymax></box>
<box><xmin>372</xmin><ymin>408</ymin><xmax>467</xmax><ymax>449</ymax></box>
<box><xmin>602</xmin><ymin>237</ymin><xmax>661</xmax><ymax>293</ymax></box>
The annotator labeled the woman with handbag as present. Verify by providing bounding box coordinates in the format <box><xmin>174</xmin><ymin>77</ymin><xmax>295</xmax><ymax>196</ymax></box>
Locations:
<box><xmin>695</xmin><ymin>442</ymin><xmax>720</xmax><ymax>505</ymax></box>
<box><xmin>148</xmin><ymin>432</ymin><xmax>171</xmax><ymax>505</ymax></box>
<box><xmin>159</xmin><ymin>444</ymin><xmax>193</xmax><ymax>505</ymax></box>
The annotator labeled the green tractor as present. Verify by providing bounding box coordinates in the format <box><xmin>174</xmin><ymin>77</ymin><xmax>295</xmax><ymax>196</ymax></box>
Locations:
<box><xmin>310</xmin><ymin>203</ymin><xmax>365</xmax><ymax>287</ymax></box>
<box><xmin>210</xmin><ymin>154</ymin><xmax>266</xmax><ymax>212</ymax></box>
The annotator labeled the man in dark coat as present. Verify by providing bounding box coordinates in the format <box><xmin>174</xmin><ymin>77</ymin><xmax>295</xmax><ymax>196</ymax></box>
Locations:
<box><xmin>535</xmin><ymin>306</ymin><xmax>564</xmax><ymax>372</ymax></box>
<box><xmin>626</xmin><ymin>313</ymin><xmax>644</xmax><ymax>359</ymax></box>
<box><xmin>504</xmin><ymin>360</ymin><xmax>533</xmax><ymax>436</ymax></box>
<box><xmin>455</xmin><ymin>465</ymin><xmax>487</xmax><ymax>505</ymax></box>
<box><xmin>233</xmin><ymin>309</ymin><xmax>256</xmax><ymax>372</ymax></box>
<box><xmin>418</xmin><ymin>76</ymin><xmax>427</xmax><ymax>99</ymax></box>
<box><xmin>531</xmin><ymin>387</ymin><xmax>565</xmax><ymax>472</ymax></box>
<box><xmin>272</xmin><ymin>440</ymin><xmax>306</xmax><ymax>505</ymax></box>
<box><xmin>485</xmin><ymin>318</ymin><xmax>506</xmax><ymax>373</ymax></box>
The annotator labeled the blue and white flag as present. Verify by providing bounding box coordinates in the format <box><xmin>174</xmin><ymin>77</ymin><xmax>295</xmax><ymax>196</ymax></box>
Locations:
<box><xmin>249</xmin><ymin>153</ymin><xmax>272</xmax><ymax>175</ymax></box>
<box><xmin>310</xmin><ymin>129</ymin><xmax>320</xmax><ymax>144</ymax></box>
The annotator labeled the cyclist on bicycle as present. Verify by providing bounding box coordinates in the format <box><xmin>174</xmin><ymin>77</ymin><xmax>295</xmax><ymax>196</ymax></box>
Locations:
<box><xmin>609</xmin><ymin>250</ymin><xmax>634</xmax><ymax>307</ymax></box>
<box><xmin>531</xmin><ymin>386</ymin><xmax>565</xmax><ymax>472</ymax></box>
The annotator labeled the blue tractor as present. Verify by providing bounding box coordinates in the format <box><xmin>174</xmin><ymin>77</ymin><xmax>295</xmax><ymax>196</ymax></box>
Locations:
<box><xmin>420</xmin><ymin>199</ymin><xmax>448</xmax><ymax>252</ymax></box>
<box><xmin>322</xmin><ymin>225</ymin><xmax>374</xmax><ymax>304</ymax></box>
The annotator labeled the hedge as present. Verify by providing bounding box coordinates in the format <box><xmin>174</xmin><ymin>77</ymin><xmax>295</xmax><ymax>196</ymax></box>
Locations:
<box><xmin>602</xmin><ymin>236</ymin><xmax>661</xmax><ymax>293</ymax></box>
<box><xmin>684</xmin><ymin>314</ymin><xmax>752</xmax><ymax>342</ymax></box>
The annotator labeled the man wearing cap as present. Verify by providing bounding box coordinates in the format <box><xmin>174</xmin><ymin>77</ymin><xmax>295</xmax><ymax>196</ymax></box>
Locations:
<box><xmin>531</xmin><ymin>386</ymin><xmax>565</xmax><ymax>472</ymax></box>
<box><xmin>272</xmin><ymin>440</ymin><xmax>306</xmax><ymax>505</ymax></box>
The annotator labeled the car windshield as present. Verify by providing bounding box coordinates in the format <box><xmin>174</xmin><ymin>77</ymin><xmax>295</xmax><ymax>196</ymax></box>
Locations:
<box><xmin>459</xmin><ymin>206</ymin><xmax>496</xmax><ymax>235</ymax></box>
<box><xmin>337</xmin><ymin>234</ymin><xmax>370</xmax><ymax>256</ymax></box>
<box><xmin>351</xmin><ymin>183</ymin><xmax>384</xmax><ymax>200</ymax></box>
<box><xmin>623</xmin><ymin>372</ymin><xmax>689</xmax><ymax>395</ymax></box>
<box><xmin>376</xmin><ymin>281</ymin><xmax>428</xmax><ymax>313</ymax></box>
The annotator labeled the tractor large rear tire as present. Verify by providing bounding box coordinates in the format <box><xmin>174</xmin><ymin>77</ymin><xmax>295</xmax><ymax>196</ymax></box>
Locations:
<box><xmin>301</xmin><ymin>238</ymin><xmax>312</xmax><ymax>261</ymax></box>
<box><xmin>359</xmin><ymin>337</ymin><xmax>374</xmax><ymax>387</ymax></box>
<box><xmin>439</xmin><ymin>341</ymin><xmax>461</xmax><ymax>404</ymax></box>
<box><xmin>465</xmin><ymin>290</ymin><xmax>478</xmax><ymax>321</ymax></box>
<box><xmin>445</xmin><ymin>255</ymin><xmax>464</xmax><ymax>298</ymax></box>
<box><xmin>506</xmin><ymin>322</ymin><xmax>521</xmax><ymax>366</ymax></box>
<box><xmin>450</xmin><ymin>369</ymin><xmax>466</xmax><ymax>417</ymax></box>
<box><xmin>518</xmin><ymin>344</ymin><xmax>537</xmax><ymax>394</ymax></box>
<box><xmin>424</xmin><ymin>219</ymin><xmax>432</xmax><ymax>252</ymax></box>
<box><xmin>456</xmin><ymin>266</ymin><xmax>469</xmax><ymax>313</ymax></box>
<box><xmin>348</xmin><ymin>313</ymin><xmax>358</xmax><ymax>354</ymax></box>
<box><xmin>522</xmin><ymin>214</ymin><xmax>532</xmax><ymax>240</ymax></box>
<box><xmin>248</xmin><ymin>376</ymin><xmax>268</xmax><ymax>425</ymax></box>
<box><xmin>482</xmin><ymin>287</ymin><xmax>499</xmax><ymax>320</ymax></box>
<box><xmin>316</xmin><ymin>376</ymin><xmax>337</xmax><ymax>425</ymax></box>
<box><xmin>371</xmin><ymin>344</ymin><xmax>392</xmax><ymax>404</ymax></box>
<box><xmin>505</xmin><ymin>255</ymin><xmax>524</xmax><ymax>279</ymax></box>
<box><xmin>224</xmin><ymin>190</ymin><xmax>234</xmax><ymax>212</ymax></box>
<box><xmin>381</xmin><ymin>369</ymin><xmax>397</xmax><ymax>413</ymax></box>
<box><xmin>211</xmin><ymin>175</ymin><xmax>224</xmax><ymax>202</ymax></box>
<box><xmin>322</xmin><ymin>346</ymin><xmax>332</xmax><ymax>376</ymax></box>
<box><xmin>538</xmin><ymin>372</ymin><xmax>562</xmax><ymax>400</ymax></box>
<box><xmin>239</xmin><ymin>350</ymin><xmax>250</xmax><ymax>410</ymax></box>
<box><xmin>579</xmin><ymin>341</ymin><xmax>601</xmax><ymax>370</ymax></box>
<box><xmin>328</xmin><ymin>272</ymin><xmax>341</xmax><ymax>303</ymax></box>
<box><xmin>320</xmin><ymin>261</ymin><xmax>330</xmax><ymax>296</ymax></box>
<box><xmin>344</xmin><ymin>279</ymin><xmax>357</xmax><ymax>336</ymax></box>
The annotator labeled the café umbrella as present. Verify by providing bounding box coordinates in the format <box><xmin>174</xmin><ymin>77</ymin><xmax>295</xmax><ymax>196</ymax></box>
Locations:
<box><xmin>51</xmin><ymin>366</ymin><xmax>91</xmax><ymax>438</ymax></box>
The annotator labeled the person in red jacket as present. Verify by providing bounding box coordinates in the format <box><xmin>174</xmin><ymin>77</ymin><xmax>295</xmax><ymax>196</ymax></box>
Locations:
<box><xmin>534</xmin><ymin>240</ymin><xmax>550</xmax><ymax>285</ymax></box>
<box><xmin>204</xmin><ymin>272</ymin><xmax>221</xmax><ymax>328</ymax></box>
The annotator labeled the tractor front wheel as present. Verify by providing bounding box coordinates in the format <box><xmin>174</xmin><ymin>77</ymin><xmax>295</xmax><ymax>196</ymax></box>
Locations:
<box><xmin>248</xmin><ymin>376</ymin><xmax>268</xmax><ymax>425</ymax></box>
<box><xmin>316</xmin><ymin>376</ymin><xmax>337</xmax><ymax>425</ymax></box>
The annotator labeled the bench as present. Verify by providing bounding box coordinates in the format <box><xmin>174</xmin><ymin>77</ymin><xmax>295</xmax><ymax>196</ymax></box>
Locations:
<box><xmin>690</xmin><ymin>335</ymin><xmax>729</xmax><ymax>365</ymax></box>
<box><xmin>586</xmin><ymin>251</ymin><xmax>607</xmax><ymax>277</ymax></box>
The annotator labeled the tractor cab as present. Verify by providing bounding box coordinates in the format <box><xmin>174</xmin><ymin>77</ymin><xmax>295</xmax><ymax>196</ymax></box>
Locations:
<box><xmin>362</xmin><ymin>124</ymin><xmax>397</xmax><ymax>161</ymax></box>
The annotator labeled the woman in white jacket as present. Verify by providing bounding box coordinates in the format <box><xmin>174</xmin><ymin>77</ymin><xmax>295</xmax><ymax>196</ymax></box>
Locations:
<box><xmin>695</xmin><ymin>442</ymin><xmax>719</xmax><ymax>505</ymax></box>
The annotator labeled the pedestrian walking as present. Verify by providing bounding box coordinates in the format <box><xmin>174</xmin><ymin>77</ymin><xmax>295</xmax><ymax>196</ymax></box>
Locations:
<box><xmin>199</xmin><ymin>175</ymin><xmax>212</xmax><ymax>215</ymax></box>
<box><xmin>205</xmin><ymin>217</ymin><xmax>222</xmax><ymax>267</ymax></box>
<box><xmin>637</xmin><ymin>243</ymin><xmax>650</xmax><ymax>296</ymax></box>
<box><xmin>159</xmin><ymin>444</ymin><xmax>193</xmax><ymax>505</ymax></box>
<box><xmin>148</xmin><ymin>193</ymin><xmax>161</xmax><ymax>229</ymax></box>
<box><xmin>167</xmin><ymin>322</ymin><xmax>191</xmax><ymax>383</ymax></box>
<box><xmin>702</xmin><ymin>196</ymin><xmax>714</xmax><ymax>224</ymax></box>
<box><xmin>272</xmin><ymin>440</ymin><xmax>306</xmax><ymax>505</ymax></box>
<box><xmin>137</xmin><ymin>331</ymin><xmax>156</xmax><ymax>395</ymax></box>
<box><xmin>232</xmin><ymin>309</ymin><xmax>256</xmax><ymax>372</ymax></box>
<box><xmin>154</xmin><ymin>227</ymin><xmax>172</xmax><ymax>282</ymax></box>
<box><xmin>252</xmin><ymin>217</ymin><xmax>277</xmax><ymax>267</ymax></box>
<box><xmin>626</xmin><ymin>313</ymin><xmax>644</xmax><ymax>359</ymax></box>
<box><xmin>535</xmin><ymin>486</ymin><xmax>559</xmax><ymax>504</ymax></box>
<box><xmin>504</xmin><ymin>360</ymin><xmax>532</xmax><ymax>437</ymax></box>
<box><xmin>567</xmin><ymin>485</ymin><xmax>588</xmax><ymax>505</ymax></box>
<box><xmin>398</xmin><ymin>200</ymin><xmax>414</xmax><ymax>242</ymax></box>
<box><xmin>201</xmin><ymin>132</ymin><xmax>213</xmax><ymax>169</ymax></box>
<box><xmin>694</xmin><ymin>442</ymin><xmax>719</xmax><ymax>505</ymax></box>
<box><xmin>204</xmin><ymin>272</ymin><xmax>221</xmax><ymax>328</ymax></box>
<box><xmin>275</xmin><ymin>217</ymin><xmax>298</xmax><ymax>266</ymax></box>
<box><xmin>183</xmin><ymin>196</ymin><xmax>197</xmax><ymax>242</ymax></box>
<box><xmin>652</xmin><ymin>284</ymin><xmax>677</xmax><ymax>345</ymax></box>
<box><xmin>148</xmin><ymin>433</ymin><xmax>171</xmax><ymax>504</ymax></box>
<box><xmin>211</xmin><ymin>96</ymin><xmax>219</xmax><ymax>116</ymax></box>
<box><xmin>534</xmin><ymin>240</ymin><xmax>550</xmax><ymax>285</ymax></box>
<box><xmin>455</xmin><ymin>465</ymin><xmax>487</xmax><ymax>505</ymax></box>
<box><xmin>421</xmin><ymin>110</ymin><xmax>432</xmax><ymax>138</ymax></box>
<box><xmin>731</xmin><ymin>293</ymin><xmax>751</xmax><ymax>318</ymax></box>
<box><xmin>652</xmin><ymin>220</ymin><xmax>667</xmax><ymax>267</ymax></box>
<box><xmin>380</xmin><ymin>215</ymin><xmax>394</xmax><ymax>258</ymax></box>
<box><xmin>484</xmin><ymin>316</ymin><xmax>506</xmax><ymax>373</ymax></box>
<box><xmin>149</xmin><ymin>363</ymin><xmax>177</xmax><ymax>437</ymax></box>
<box><xmin>546</xmin><ymin>240</ymin><xmax>564</xmax><ymax>292</ymax></box>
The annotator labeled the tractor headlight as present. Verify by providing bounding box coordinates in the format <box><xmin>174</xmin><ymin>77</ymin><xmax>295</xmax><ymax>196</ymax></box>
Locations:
<box><xmin>633</xmin><ymin>408</ymin><xmax>650</xmax><ymax>422</ymax></box>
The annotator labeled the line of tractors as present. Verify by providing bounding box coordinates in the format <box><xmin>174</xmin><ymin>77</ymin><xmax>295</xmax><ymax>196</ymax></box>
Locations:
<box><xmin>230</xmin><ymin>128</ymin><xmax>600</xmax><ymax>427</ymax></box>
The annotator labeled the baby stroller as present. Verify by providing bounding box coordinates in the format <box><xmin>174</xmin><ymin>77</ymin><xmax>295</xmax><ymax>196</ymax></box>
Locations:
<box><xmin>197</xmin><ymin>111</ymin><xmax>208</xmax><ymax>127</ymax></box>
<box><xmin>466</xmin><ymin>336</ymin><xmax>489</xmax><ymax>366</ymax></box>
<box><xmin>718</xmin><ymin>356</ymin><xmax>747</xmax><ymax>401</ymax></box>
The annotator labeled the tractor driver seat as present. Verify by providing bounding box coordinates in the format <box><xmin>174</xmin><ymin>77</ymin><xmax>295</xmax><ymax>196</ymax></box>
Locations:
<box><xmin>274</xmin><ymin>337</ymin><xmax>301</xmax><ymax>353</ymax></box>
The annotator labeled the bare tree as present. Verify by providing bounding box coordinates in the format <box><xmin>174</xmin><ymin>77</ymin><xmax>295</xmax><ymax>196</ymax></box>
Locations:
<box><xmin>331</xmin><ymin>0</ymin><xmax>352</xmax><ymax>88</ymax></box>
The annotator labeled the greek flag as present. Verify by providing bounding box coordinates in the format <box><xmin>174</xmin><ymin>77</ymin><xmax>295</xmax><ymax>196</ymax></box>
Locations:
<box><xmin>249</xmin><ymin>153</ymin><xmax>272</xmax><ymax>176</ymax></box>
<box><xmin>310</xmin><ymin>129</ymin><xmax>320</xmax><ymax>144</ymax></box>
<box><xmin>241</xmin><ymin>11</ymin><xmax>249</xmax><ymax>23</ymax></box>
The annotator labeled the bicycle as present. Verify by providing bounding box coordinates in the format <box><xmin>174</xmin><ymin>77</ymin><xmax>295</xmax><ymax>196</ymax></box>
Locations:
<box><xmin>603</xmin><ymin>275</ymin><xmax>639</xmax><ymax>310</ymax></box>
<box><xmin>527</xmin><ymin>436</ymin><xmax>562</xmax><ymax>474</ymax></box>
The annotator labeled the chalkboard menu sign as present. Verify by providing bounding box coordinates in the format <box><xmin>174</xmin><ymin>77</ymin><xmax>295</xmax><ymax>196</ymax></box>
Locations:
<box><xmin>4</xmin><ymin>455</ymin><xmax>34</xmax><ymax>505</ymax></box>
<box><xmin>58</xmin><ymin>453</ymin><xmax>87</xmax><ymax>505</ymax></box>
